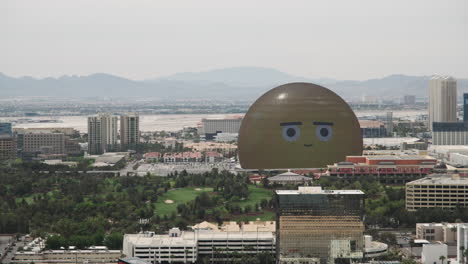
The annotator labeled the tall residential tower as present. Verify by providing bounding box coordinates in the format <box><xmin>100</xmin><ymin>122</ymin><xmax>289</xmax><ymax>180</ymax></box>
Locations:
<box><xmin>428</xmin><ymin>76</ymin><xmax>457</xmax><ymax>130</ymax></box>
<box><xmin>120</xmin><ymin>113</ymin><xmax>140</xmax><ymax>151</ymax></box>
<box><xmin>88</xmin><ymin>113</ymin><xmax>118</xmax><ymax>154</ymax></box>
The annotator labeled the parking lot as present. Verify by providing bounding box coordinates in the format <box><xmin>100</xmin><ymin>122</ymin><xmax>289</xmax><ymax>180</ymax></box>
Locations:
<box><xmin>0</xmin><ymin>235</ymin><xmax>28</xmax><ymax>263</ymax></box>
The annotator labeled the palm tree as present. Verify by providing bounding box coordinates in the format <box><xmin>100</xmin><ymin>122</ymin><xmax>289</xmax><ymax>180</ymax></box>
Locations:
<box><xmin>439</xmin><ymin>255</ymin><xmax>446</xmax><ymax>264</ymax></box>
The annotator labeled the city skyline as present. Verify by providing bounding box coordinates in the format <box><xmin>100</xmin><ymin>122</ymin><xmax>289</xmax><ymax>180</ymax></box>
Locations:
<box><xmin>2</xmin><ymin>0</ymin><xmax>467</xmax><ymax>80</ymax></box>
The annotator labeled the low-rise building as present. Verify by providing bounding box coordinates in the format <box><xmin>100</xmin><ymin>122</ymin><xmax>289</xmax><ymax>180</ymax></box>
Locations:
<box><xmin>359</xmin><ymin>120</ymin><xmax>388</xmax><ymax>138</ymax></box>
<box><xmin>204</xmin><ymin>151</ymin><xmax>223</xmax><ymax>163</ymax></box>
<box><xmin>267</xmin><ymin>171</ymin><xmax>312</xmax><ymax>186</ymax></box>
<box><xmin>14</xmin><ymin>249</ymin><xmax>121</xmax><ymax>264</ymax></box>
<box><xmin>123</xmin><ymin>225</ymin><xmax>275</xmax><ymax>264</ymax></box>
<box><xmin>163</xmin><ymin>152</ymin><xmax>202</xmax><ymax>163</ymax></box>
<box><xmin>144</xmin><ymin>152</ymin><xmax>161</xmax><ymax>162</ymax></box>
<box><xmin>406</xmin><ymin>174</ymin><xmax>468</xmax><ymax>211</ymax></box>
<box><xmin>421</xmin><ymin>242</ymin><xmax>447</xmax><ymax>264</ymax></box>
<box><xmin>328</xmin><ymin>155</ymin><xmax>437</xmax><ymax>184</ymax></box>
<box><xmin>363</xmin><ymin>235</ymin><xmax>388</xmax><ymax>258</ymax></box>
<box><xmin>416</xmin><ymin>223</ymin><xmax>457</xmax><ymax>242</ymax></box>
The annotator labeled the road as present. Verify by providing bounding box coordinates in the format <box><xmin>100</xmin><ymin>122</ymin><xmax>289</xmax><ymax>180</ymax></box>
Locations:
<box><xmin>0</xmin><ymin>235</ymin><xmax>27</xmax><ymax>263</ymax></box>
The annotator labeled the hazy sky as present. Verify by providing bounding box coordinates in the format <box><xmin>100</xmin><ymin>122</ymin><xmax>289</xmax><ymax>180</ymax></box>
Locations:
<box><xmin>2</xmin><ymin>0</ymin><xmax>467</xmax><ymax>80</ymax></box>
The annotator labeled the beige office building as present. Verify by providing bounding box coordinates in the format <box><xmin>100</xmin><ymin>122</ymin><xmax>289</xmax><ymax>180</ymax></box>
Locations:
<box><xmin>406</xmin><ymin>174</ymin><xmax>468</xmax><ymax>211</ymax></box>
<box><xmin>416</xmin><ymin>223</ymin><xmax>457</xmax><ymax>242</ymax></box>
<box><xmin>88</xmin><ymin>113</ymin><xmax>118</xmax><ymax>154</ymax></box>
<box><xmin>23</xmin><ymin>132</ymin><xmax>65</xmax><ymax>154</ymax></box>
<box><xmin>120</xmin><ymin>113</ymin><xmax>140</xmax><ymax>151</ymax></box>
<box><xmin>428</xmin><ymin>76</ymin><xmax>457</xmax><ymax>131</ymax></box>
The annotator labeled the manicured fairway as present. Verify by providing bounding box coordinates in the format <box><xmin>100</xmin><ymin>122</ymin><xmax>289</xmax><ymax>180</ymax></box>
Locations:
<box><xmin>154</xmin><ymin>187</ymin><xmax>213</xmax><ymax>216</ymax></box>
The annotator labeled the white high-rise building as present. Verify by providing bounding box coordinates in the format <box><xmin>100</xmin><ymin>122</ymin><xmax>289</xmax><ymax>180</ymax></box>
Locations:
<box><xmin>120</xmin><ymin>113</ymin><xmax>140</xmax><ymax>151</ymax></box>
<box><xmin>428</xmin><ymin>76</ymin><xmax>457</xmax><ymax>130</ymax></box>
<box><xmin>88</xmin><ymin>113</ymin><xmax>118</xmax><ymax>154</ymax></box>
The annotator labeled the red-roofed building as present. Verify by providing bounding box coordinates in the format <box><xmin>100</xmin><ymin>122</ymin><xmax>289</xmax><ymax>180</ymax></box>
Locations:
<box><xmin>327</xmin><ymin>155</ymin><xmax>437</xmax><ymax>184</ymax></box>
<box><xmin>205</xmin><ymin>151</ymin><xmax>223</xmax><ymax>163</ymax></box>
<box><xmin>249</xmin><ymin>173</ymin><xmax>267</xmax><ymax>183</ymax></box>
<box><xmin>163</xmin><ymin>152</ymin><xmax>202</xmax><ymax>163</ymax></box>
<box><xmin>144</xmin><ymin>152</ymin><xmax>161</xmax><ymax>162</ymax></box>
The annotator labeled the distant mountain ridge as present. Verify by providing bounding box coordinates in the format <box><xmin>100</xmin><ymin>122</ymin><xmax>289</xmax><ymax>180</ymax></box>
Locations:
<box><xmin>1</xmin><ymin>67</ymin><xmax>467</xmax><ymax>100</ymax></box>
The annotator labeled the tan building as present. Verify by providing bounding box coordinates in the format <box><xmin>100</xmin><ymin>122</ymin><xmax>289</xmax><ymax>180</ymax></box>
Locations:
<box><xmin>428</xmin><ymin>76</ymin><xmax>457</xmax><ymax>130</ymax></box>
<box><xmin>13</xmin><ymin>127</ymin><xmax>79</xmax><ymax>136</ymax></box>
<box><xmin>23</xmin><ymin>132</ymin><xmax>65</xmax><ymax>154</ymax></box>
<box><xmin>120</xmin><ymin>113</ymin><xmax>140</xmax><ymax>151</ymax></box>
<box><xmin>88</xmin><ymin>113</ymin><xmax>119</xmax><ymax>155</ymax></box>
<box><xmin>0</xmin><ymin>137</ymin><xmax>16</xmax><ymax>160</ymax></box>
<box><xmin>406</xmin><ymin>174</ymin><xmax>468</xmax><ymax>211</ymax></box>
<box><xmin>416</xmin><ymin>223</ymin><xmax>457</xmax><ymax>242</ymax></box>
<box><xmin>14</xmin><ymin>249</ymin><xmax>121</xmax><ymax>264</ymax></box>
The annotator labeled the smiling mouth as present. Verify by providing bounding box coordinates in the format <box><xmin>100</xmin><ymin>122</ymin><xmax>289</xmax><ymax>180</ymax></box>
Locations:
<box><xmin>304</xmin><ymin>144</ymin><xmax>313</xmax><ymax>147</ymax></box>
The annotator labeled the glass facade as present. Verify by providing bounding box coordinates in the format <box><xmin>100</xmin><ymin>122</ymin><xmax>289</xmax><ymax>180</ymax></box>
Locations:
<box><xmin>277</xmin><ymin>190</ymin><xmax>365</xmax><ymax>264</ymax></box>
<box><xmin>0</xmin><ymin>123</ymin><xmax>12</xmax><ymax>137</ymax></box>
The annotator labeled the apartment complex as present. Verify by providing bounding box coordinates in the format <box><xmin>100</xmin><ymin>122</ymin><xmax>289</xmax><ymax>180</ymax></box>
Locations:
<box><xmin>198</xmin><ymin>117</ymin><xmax>242</xmax><ymax>140</ymax></box>
<box><xmin>276</xmin><ymin>186</ymin><xmax>365</xmax><ymax>264</ymax></box>
<box><xmin>327</xmin><ymin>155</ymin><xmax>436</xmax><ymax>184</ymax></box>
<box><xmin>88</xmin><ymin>113</ymin><xmax>118</xmax><ymax>154</ymax></box>
<box><xmin>121</xmin><ymin>113</ymin><xmax>140</xmax><ymax>151</ymax></box>
<box><xmin>406</xmin><ymin>174</ymin><xmax>468</xmax><ymax>211</ymax></box>
<box><xmin>428</xmin><ymin>76</ymin><xmax>457</xmax><ymax>131</ymax></box>
<box><xmin>0</xmin><ymin>137</ymin><xmax>16</xmax><ymax>160</ymax></box>
<box><xmin>123</xmin><ymin>222</ymin><xmax>275</xmax><ymax>263</ymax></box>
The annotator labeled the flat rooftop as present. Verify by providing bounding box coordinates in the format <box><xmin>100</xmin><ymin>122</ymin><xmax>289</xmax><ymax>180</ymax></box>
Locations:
<box><xmin>365</xmin><ymin>156</ymin><xmax>435</xmax><ymax>160</ymax></box>
<box><xmin>125</xmin><ymin>231</ymin><xmax>275</xmax><ymax>246</ymax></box>
<box><xmin>276</xmin><ymin>186</ymin><xmax>364</xmax><ymax>195</ymax></box>
<box><xmin>408</xmin><ymin>174</ymin><xmax>468</xmax><ymax>185</ymax></box>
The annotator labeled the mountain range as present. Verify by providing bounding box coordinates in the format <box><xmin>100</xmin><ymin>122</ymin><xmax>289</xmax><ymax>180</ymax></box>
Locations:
<box><xmin>1</xmin><ymin>67</ymin><xmax>467</xmax><ymax>100</ymax></box>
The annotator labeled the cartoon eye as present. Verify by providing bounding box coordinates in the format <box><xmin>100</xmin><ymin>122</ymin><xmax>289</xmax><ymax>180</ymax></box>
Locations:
<box><xmin>282</xmin><ymin>125</ymin><xmax>300</xmax><ymax>142</ymax></box>
<box><xmin>316</xmin><ymin>125</ymin><xmax>332</xmax><ymax>141</ymax></box>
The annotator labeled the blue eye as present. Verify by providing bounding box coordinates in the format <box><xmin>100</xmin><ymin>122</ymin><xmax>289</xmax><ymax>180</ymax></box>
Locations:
<box><xmin>282</xmin><ymin>125</ymin><xmax>300</xmax><ymax>142</ymax></box>
<box><xmin>316</xmin><ymin>125</ymin><xmax>332</xmax><ymax>141</ymax></box>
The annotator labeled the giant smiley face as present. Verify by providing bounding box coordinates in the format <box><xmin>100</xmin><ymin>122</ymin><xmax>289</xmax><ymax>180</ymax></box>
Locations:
<box><xmin>238</xmin><ymin>82</ymin><xmax>362</xmax><ymax>169</ymax></box>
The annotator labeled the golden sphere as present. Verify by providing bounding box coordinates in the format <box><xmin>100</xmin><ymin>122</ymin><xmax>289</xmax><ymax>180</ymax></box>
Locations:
<box><xmin>238</xmin><ymin>82</ymin><xmax>362</xmax><ymax>169</ymax></box>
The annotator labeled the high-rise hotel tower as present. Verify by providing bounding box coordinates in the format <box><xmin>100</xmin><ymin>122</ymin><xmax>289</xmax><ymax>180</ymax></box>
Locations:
<box><xmin>428</xmin><ymin>76</ymin><xmax>457</xmax><ymax>130</ymax></box>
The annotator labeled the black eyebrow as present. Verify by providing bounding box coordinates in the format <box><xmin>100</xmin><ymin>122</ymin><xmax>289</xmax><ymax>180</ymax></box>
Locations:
<box><xmin>313</xmin><ymin>122</ymin><xmax>334</xmax><ymax>126</ymax></box>
<box><xmin>280</xmin><ymin>122</ymin><xmax>302</xmax><ymax>126</ymax></box>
